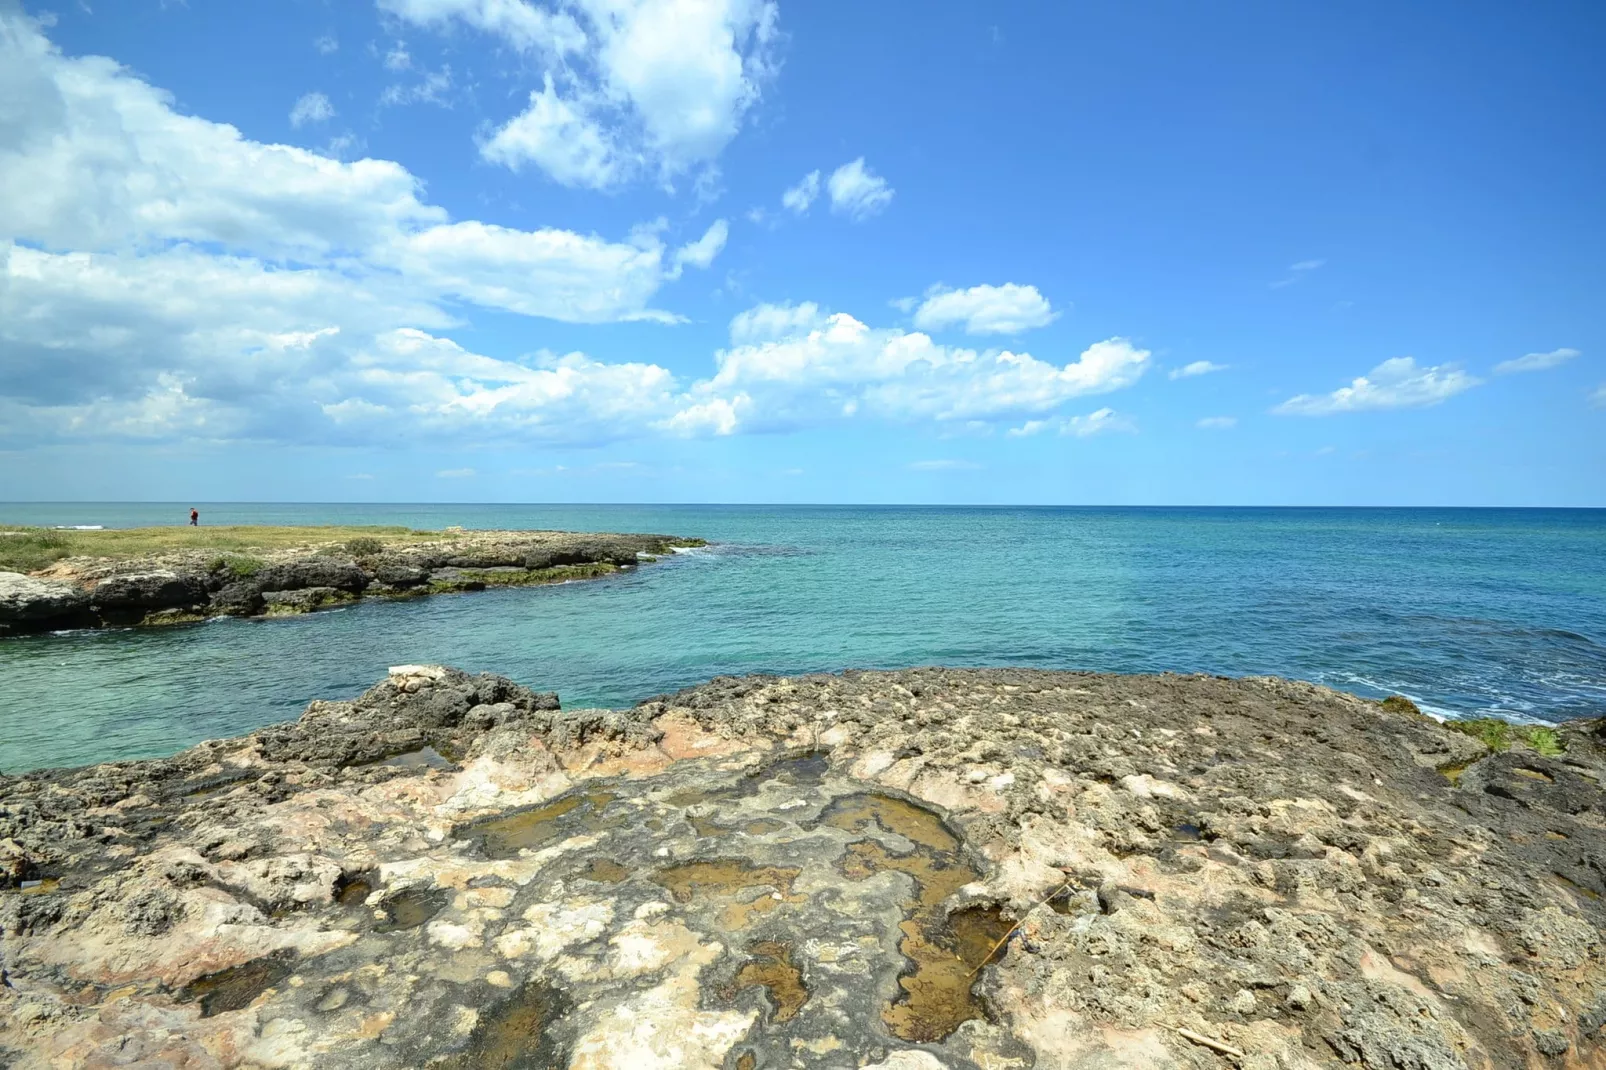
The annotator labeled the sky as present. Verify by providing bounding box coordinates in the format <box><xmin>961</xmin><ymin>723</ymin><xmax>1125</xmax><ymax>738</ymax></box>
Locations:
<box><xmin>0</xmin><ymin>0</ymin><xmax>1602</xmax><ymax>506</ymax></box>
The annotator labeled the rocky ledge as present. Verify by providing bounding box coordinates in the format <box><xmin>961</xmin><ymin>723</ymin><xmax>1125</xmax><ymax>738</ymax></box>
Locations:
<box><xmin>0</xmin><ymin>530</ymin><xmax>702</xmax><ymax>636</ymax></box>
<box><xmin>1</xmin><ymin>668</ymin><xmax>1603</xmax><ymax>1069</ymax></box>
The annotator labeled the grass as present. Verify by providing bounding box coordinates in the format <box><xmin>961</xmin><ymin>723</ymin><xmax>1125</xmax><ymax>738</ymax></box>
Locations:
<box><xmin>0</xmin><ymin>528</ymin><xmax>74</xmax><ymax>573</ymax></box>
<box><xmin>1380</xmin><ymin>695</ymin><xmax>1424</xmax><ymax>717</ymax></box>
<box><xmin>0</xmin><ymin>525</ymin><xmax>448</xmax><ymax>573</ymax></box>
<box><xmin>1445</xmin><ymin>717</ymin><xmax>1566</xmax><ymax>756</ymax></box>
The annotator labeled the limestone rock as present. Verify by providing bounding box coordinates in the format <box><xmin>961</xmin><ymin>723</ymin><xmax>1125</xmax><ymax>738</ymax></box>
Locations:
<box><xmin>0</xmin><ymin>572</ymin><xmax>88</xmax><ymax>630</ymax></box>
<box><xmin>1</xmin><ymin>667</ymin><xmax>1602</xmax><ymax>1069</ymax></box>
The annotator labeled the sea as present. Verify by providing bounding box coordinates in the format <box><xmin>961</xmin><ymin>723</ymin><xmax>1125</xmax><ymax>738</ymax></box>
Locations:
<box><xmin>1</xmin><ymin>503</ymin><xmax>1603</xmax><ymax>773</ymax></box>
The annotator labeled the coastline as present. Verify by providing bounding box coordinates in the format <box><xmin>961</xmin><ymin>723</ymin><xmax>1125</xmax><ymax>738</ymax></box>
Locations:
<box><xmin>0</xmin><ymin>526</ymin><xmax>707</xmax><ymax>636</ymax></box>
<box><xmin>2</xmin><ymin>665</ymin><xmax>1601</xmax><ymax>1067</ymax></box>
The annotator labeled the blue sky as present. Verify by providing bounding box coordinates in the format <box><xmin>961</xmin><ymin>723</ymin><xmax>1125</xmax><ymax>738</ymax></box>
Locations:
<box><xmin>0</xmin><ymin>0</ymin><xmax>1601</xmax><ymax>505</ymax></box>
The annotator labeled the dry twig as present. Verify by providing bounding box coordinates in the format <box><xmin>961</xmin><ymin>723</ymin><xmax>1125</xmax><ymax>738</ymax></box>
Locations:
<box><xmin>1173</xmin><ymin>1026</ymin><xmax>1245</xmax><ymax>1060</ymax></box>
<box><xmin>967</xmin><ymin>880</ymin><xmax>1074</xmax><ymax>977</ymax></box>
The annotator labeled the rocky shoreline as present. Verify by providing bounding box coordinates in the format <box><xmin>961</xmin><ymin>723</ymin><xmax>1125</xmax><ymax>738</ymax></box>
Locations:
<box><xmin>1</xmin><ymin>667</ymin><xmax>1602</xmax><ymax>1068</ymax></box>
<box><xmin>0</xmin><ymin>529</ymin><xmax>703</xmax><ymax>636</ymax></box>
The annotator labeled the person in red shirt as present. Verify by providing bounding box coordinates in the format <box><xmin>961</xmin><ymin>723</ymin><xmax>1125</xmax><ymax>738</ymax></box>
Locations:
<box><xmin>189</xmin><ymin>508</ymin><xmax>199</xmax><ymax>526</ymax></box>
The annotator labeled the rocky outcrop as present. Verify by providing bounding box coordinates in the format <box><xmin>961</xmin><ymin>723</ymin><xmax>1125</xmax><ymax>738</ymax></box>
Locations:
<box><xmin>0</xmin><ymin>530</ymin><xmax>702</xmax><ymax>636</ymax></box>
<box><xmin>1</xmin><ymin>667</ymin><xmax>1602</xmax><ymax>1068</ymax></box>
<box><xmin>0</xmin><ymin>573</ymin><xmax>90</xmax><ymax>629</ymax></box>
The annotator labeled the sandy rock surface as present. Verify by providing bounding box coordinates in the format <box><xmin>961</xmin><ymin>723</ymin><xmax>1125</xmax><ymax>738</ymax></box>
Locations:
<box><xmin>1</xmin><ymin>666</ymin><xmax>1602</xmax><ymax>1069</ymax></box>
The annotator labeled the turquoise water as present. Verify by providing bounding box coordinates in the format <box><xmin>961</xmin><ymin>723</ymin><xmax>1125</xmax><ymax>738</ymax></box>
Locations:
<box><xmin>1</xmin><ymin>504</ymin><xmax>1604</xmax><ymax>773</ymax></box>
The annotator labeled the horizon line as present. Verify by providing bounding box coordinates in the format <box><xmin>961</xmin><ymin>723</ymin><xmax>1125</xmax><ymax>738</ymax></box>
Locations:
<box><xmin>2</xmin><ymin>501</ymin><xmax>1603</xmax><ymax>511</ymax></box>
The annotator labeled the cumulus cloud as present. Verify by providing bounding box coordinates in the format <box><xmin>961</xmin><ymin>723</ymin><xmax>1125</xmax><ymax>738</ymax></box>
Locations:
<box><xmin>0</xmin><ymin>13</ymin><xmax>1154</xmax><ymax>453</ymax></box>
<box><xmin>480</xmin><ymin>74</ymin><xmax>623</xmax><ymax>185</ymax></box>
<box><xmin>289</xmin><ymin>91</ymin><xmax>335</xmax><ymax>127</ymax></box>
<box><xmin>314</xmin><ymin>35</ymin><xmax>339</xmax><ymax>54</ymax></box>
<box><xmin>426</xmin><ymin>0</ymin><xmax>779</xmax><ymax>188</ymax></box>
<box><xmin>781</xmin><ymin>170</ymin><xmax>820</xmax><ymax>214</ymax></box>
<box><xmin>1169</xmin><ymin>360</ymin><xmax>1226</xmax><ymax>379</ymax></box>
<box><xmin>911</xmin><ymin>283</ymin><xmax>1058</xmax><ymax>335</ymax></box>
<box><xmin>1273</xmin><ymin>358</ymin><xmax>1481</xmax><ymax>415</ymax></box>
<box><xmin>828</xmin><ymin>158</ymin><xmax>894</xmax><ymax>221</ymax></box>
<box><xmin>697</xmin><ymin>308</ymin><xmax>1149</xmax><ymax>433</ymax></box>
<box><xmin>1494</xmin><ymin>347</ymin><xmax>1580</xmax><ymax>375</ymax></box>
<box><xmin>1591</xmin><ymin>384</ymin><xmax>1606</xmax><ymax>408</ymax></box>
<box><xmin>0</xmin><ymin>9</ymin><xmax>729</xmax><ymax>446</ymax></box>
<box><xmin>1196</xmin><ymin>416</ymin><xmax>1236</xmax><ymax>429</ymax></box>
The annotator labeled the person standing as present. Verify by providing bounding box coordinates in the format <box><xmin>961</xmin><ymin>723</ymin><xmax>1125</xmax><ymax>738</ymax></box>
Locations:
<box><xmin>189</xmin><ymin>508</ymin><xmax>199</xmax><ymax>526</ymax></box>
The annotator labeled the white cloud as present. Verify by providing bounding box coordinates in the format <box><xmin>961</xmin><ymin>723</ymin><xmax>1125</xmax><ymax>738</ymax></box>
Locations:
<box><xmin>909</xmin><ymin>459</ymin><xmax>981</xmax><ymax>471</ymax></box>
<box><xmin>781</xmin><ymin>170</ymin><xmax>820</xmax><ymax>214</ymax></box>
<box><xmin>671</xmin><ymin>219</ymin><xmax>728</xmax><ymax>273</ymax></box>
<box><xmin>383</xmin><ymin>43</ymin><xmax>412</xmax><ymax>70</ymax></box>
<box><xmin>1591</xmin><ymin>384</ymin><xmax>1606</xmax><ymax>408</ymax></box>
<box><xmin>728</xmin><ymin>301</ymin><xmax>825</xmax><ymax>344</ymax></box>
<box><xmin>314</xmin><ymin>35</ymin><xmax>339</xmax><ymax>54</ymax></box>
<box><xmin>1494</xmin><ymin>347</ymin><xmax>1579</xmax><ymax>375</ymax></box>
<box><xmin>480</xmin><ymin>74</ymin><xmax>624</xmax><ymax>186</ymax></box>
<box><xmin>377</xmin><ymin>0</ymin><xmax>586</xmax><ymax>54</ymax></box>
<box><xmin>1270</xmin><ymin>259</ymin><xmax>1324</xmax><ymax>289</ymax></box>
<box><xmin>1065</xmin><ymin>408</ymin><xmax>1130</xmax><ymax>436</ymax></box>
<box><xmin>657</xmin><ymin>395</ymin><xmax>744</xmax><ymax>436</ymax></box>
<box><xmin>1273</xmin><ymin>357</ymin><xmax>1481</xmax><ymax>415</ymax></box>
<box><xmin>912</xmin><ymin>283</ymin><xmax>1058</xmax><ymax>335</ymax></box>
<box><xmin>437</xmin><ymin>467</ymin><xmax>477</xmax><ymax>478</ymax></box>
<box><xmin>440</xmin><ymin>0</ymin><xmax>779</xmax><ymax>188</ymax></box>
<box><xmin>1007</xmin><ymin>408</ymin><xmax>1132</xmax><ymax>438</ymax></box>
<box><xmin>289</xmin><ymin>91</ymin><xmax>335</xmax><ymax>127</ymax></box>
<box><xmin>0</xmin><ymin>9</ymin><xmax>735</xmax><ymax>447</ymax></box>
<box><xmin>828</xmin><ymin>158</ymin><xmax>894</xmax><ymax>221</ymax></box>
<box><xmin>0</xmin><ymin>6</ymin><xmax>1154</xmax><ymax>452</ymax></box>
<box><xmin>1169</xmin><ymin>360</ymin><xmax>1227</xmax><ymax>379</ymax></box>
<box><xmin>699</xmin><ymin>311</ymin><xmax>1149</xmax><ymax>433</ymax></box>
<box><xmin>1196</xmin><ymin>416</ymin><xmax>1236</xmax><ymax>429</ymax></box>
<box><xmin>380</xmin><ymin>65</ymin><xmax>454</xmax><ymax>107</ymax></box>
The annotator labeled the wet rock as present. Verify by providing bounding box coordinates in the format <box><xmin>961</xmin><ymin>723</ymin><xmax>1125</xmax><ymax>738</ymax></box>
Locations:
<box><xmin>262</xmin><ymin>586</ymin><xmax>356</xmax><ymax>614</ymax></box>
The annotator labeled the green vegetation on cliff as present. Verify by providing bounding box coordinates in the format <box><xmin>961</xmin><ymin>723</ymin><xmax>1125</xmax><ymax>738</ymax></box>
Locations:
<box><xmin>1446</xmin><ymin>717</ymin><xmax>1565</xmax><ymax>756</ymax></box>
<box><xmin>0</xmin><ymin>525</ymin><xmax>445</xmax><ymax>573</ymax></box>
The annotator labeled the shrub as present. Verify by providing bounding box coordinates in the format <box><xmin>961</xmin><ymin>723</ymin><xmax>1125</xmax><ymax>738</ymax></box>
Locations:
<box><xmin>1521</xmin><ymin>726</ymin><xmax>1564</xmax><ymax>756</ymax></box>
<box><xmin>344</xmin><ymin>536</ymin><xmax>385</xmax><ymax>558</ymax></box>
<box><xmin>223</xmin><ymin>556</ymin><xmax>265</xmax><ymax>579</ymax></box>
<box><xmin>1380</xmin><ymin>695</ymin><xmax>1421</xmax><ymax>716</ymax></box>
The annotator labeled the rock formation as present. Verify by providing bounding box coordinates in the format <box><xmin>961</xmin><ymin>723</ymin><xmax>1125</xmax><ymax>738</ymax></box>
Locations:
<box><xmin>1</xmin><ymin>667</ymin><xmax>1602</xmax><ymax>1068</ymax></box>
<box><xmin>0</xmin><ymin>531</ymin><xmax>701</xmax><ymax>635</ymax></box>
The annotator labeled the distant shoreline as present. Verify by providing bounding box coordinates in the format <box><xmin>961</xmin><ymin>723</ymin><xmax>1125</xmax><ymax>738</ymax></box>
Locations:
<box><xmin>0</xmin><ymin>525</ymin><xmax>706</xmax><ymax>637</ymax></box>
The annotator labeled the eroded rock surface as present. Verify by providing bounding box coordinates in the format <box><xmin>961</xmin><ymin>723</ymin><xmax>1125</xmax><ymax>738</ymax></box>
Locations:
<box><xmin>2</xmin><ymin>667</ymin><xmax>1603</xmax><ymax>1069</ymax></box>
<box><xmin>0</xmin><ymin>530</ymin><xmax>702</xmax><ymax>635</ymax></box>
